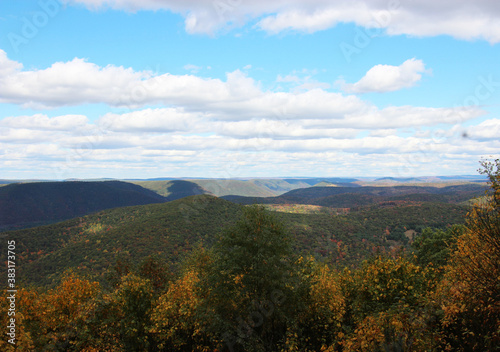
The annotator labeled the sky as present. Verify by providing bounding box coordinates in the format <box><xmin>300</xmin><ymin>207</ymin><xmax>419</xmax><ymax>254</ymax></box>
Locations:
<box><xmin>0</xmin><ymin>0</ymin><xmax>499</xmax><ymax>180</ymax></box>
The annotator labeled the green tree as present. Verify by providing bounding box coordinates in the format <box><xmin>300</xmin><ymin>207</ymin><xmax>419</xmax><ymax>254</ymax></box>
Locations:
<box><xmin>113</xmin><ymin>274</ymin><xmax>155</xmax><ymax>351</ymax></box>
<box><xmin>200</xmin><ymin>206</ymin><xmax>304</xmax><ymax>351</ymax></box>
<box><xmin>412</xmin><ymin>225</ymin><xmax>464</xmax><ymax>269</ymax></box>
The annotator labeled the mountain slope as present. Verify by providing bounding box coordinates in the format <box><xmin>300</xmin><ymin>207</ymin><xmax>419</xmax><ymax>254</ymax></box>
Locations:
<box><xmin>133</xmin><ymin>178</ymin><xmax>363</xmax><ymax>198</ymax></box>
<box><xmin>131</xmin><ymin>180</ymin><xmax>210</xmax><ymax>200</ymax></box>
<box><xmin>0</xmin><ymin>195</ymin><xmax>242</xmax><ymax>287</ymax></box>
<box><xmin>222</xmin><ymin>184</ymin><xmax>487</xmax><ymax>208</ymax></box>
<box><xmin>0</xmin><ymin>181</ymin><xmax>167</xmax><ymax>230</ymax></box>
<box><xmin>1</xmin><ymin>192</ymin><xmax>471</xmax><ymax>288</ymax></box>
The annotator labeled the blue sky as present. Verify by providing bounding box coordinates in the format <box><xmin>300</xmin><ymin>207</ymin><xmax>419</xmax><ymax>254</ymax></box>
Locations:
<box><xmin>0</xmin><ymin>0</ymin><xmax>499</xmax><ymax>180</ymax></box>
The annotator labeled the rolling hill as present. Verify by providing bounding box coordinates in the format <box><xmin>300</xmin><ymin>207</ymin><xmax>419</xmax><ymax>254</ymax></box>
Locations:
<box><xmin>0</xmin><ymin>181</ymin><xmax>167</xmax><ymax>231</ymax></box>
<box><xmin>1</xmin><ymin>178</ymin><xmax>486</xmax><ymax>233</ymax></box>
<box><xmin>222</xmin><ymin>183</ymin><xmax>487</xmax><ymax>208</ymax></box>
<box><xmin>0</xmin><ymin>195</ymin><xmax>243</xmax><ymax>287</ymax></box>
<box><xmin>132</xmin><ymin>177</ymin><xmax>363</xmax><ymax>197</ymax></box>
<box><xmin>130</xmin><ymin>180</ymin><xmax>209</xmax><ymax>199</ymax></box>
<box><xmin>0</xmin><ymin>180</ymin><xmax>224</xmax><ymax>231</ymax></box>
<box><xmin>1</xmin><ymin>192</ymin><xmax>471</xmax><ymax>288</ymax></box>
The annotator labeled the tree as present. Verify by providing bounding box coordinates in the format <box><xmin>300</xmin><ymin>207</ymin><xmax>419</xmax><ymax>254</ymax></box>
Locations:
<box><xmin>151</xmin><ymin>246</ymin><xmax>214</xmax><ymax>351</ymax></box>
<box><xmin>0</xmin><ymin>289</ymin><xmax>35</xmax><ymax>351</ymax></box>
<box><xmin>341</xmin><ymin>255</ymin><xmax>435</xmax><ymax>351</ymax></box>
<box><xmin>151</xmin><ymin>269</ymin><xmax>210</xmax><ymax>351</ymax></box>
<box><xmin>113</xmin><ymin>274</ymin><xmax>155</xmax><ymax>351</ymax></box>
<box><xmin>438</xmin><ymin>159</ymin><xmax>500</xmax><ymax>350</ymax></box>
<box><xmin>293</xmin><ymin>259</ymin><xmax>346</xmax><ymax>351</ymax></box>
<box><xmin>200</xmin><ymin>205</ymin><xmax>303</xmax><ymax>351</ymax></box>
<box><xmin>137</xmin><ymin>254</ymin><xmax>172</xmax><ymax>294</ymax></box>
<box><xmin>11</xmin><ymin>272</ymin><xmax>102</xmax><ymax>351</ymax></box>
<box><xmin>412</xmin><ymin>225</ymin><xmax>464</xmax><ymax>269</ymax></box>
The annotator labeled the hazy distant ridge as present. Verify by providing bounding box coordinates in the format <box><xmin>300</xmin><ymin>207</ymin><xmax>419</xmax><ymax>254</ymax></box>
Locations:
<box><xmin>0</xmin><ymin>181</ymin><xmax>167</xmax><ymax>230</ymax></box>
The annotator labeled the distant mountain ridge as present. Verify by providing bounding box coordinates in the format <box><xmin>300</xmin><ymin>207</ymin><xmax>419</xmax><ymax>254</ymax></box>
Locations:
<box><xmin>1</xmin><ymin>177</ymin><xmax>488</xmax><ymax>231</ymax></box>
<box><xmin>133</xmin><ymin>177</ymin><xmax>362</xmax><ymax>197</ymax></box>
<box><xmin>373</xmin><ymin>175</ymin><xmax>487</xmax><ymax>183</ymax></box>
<box><xmin>222</xmin><ymin>184</ymin><xmax>487</xmax><ymax>208</ymax></box>
<box><xmin>0</xmin><ymin>181</ymin><xmax>168</xmax><ymax>230</ymax></box>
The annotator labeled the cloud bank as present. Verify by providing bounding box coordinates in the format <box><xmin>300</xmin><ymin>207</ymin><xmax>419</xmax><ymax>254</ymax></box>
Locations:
<box><xmin>62</xmin><ymin>0</ymin><xmax>500</xmax><ymax>42</ymax></box>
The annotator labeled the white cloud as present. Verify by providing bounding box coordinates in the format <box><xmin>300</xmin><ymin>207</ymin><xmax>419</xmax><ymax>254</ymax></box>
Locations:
<box><xmin>337</xmin><ymin>59</ymin><xmax>429</xmax><ymax>93</ymax></box>
<box><xmin>257</xmin><ymin>5</ymin><xmax>369</xmax><ymax>34</ymax></box>
<box><xmin>346</xmin><ymin>105</ymin><xmax>483</xmax><ymax>129</ymax></box>
<box><xmin>213</xmin><ymin>119</ymin><xmax>358</xmax><ymax>140</ymax></box>
<box><xmin>0</xmin><ymin>128</ymin><xmax>60</xmax><ymax>144</ymax></box>
<box><xmin>0</xmin><ymin>54</ymin><xmax>150</xmax><ymax>108</ymax></box>
<box><xmin>0</xmin><ymin>49</ymin><xmax>486</xmax><ymax>150</ymax></box>
<box><xmin>0</xmin><ymin>50</ymin><xmax>23</xmax><ymax>77</ymax></box>
<box><xmin>99</xmin><ymin>108</ymin><xmax>203</xmax><ymax>133</ymax></box>
<box><xmin>0</xmin><ymin>109</ymin><xmax>489</xmax><ymax>157</ymax></box>
<box><xmin>0</xmin><ymin>52</ymin><xmax>483</xmax><ymax>132</ymax></box>
<box><xmin>1</xmin><ymin>120</ymin><xmax>496</xmax><ymax>179</ymax></box>
<box><xmin>0</xmin><ymin>51</ymin><xmax>255</xmax><ymax>109</ymax></box>
<box><xmin>467</xmin><ymin>118</ymin><xmax>500</xmax><ymax>141</ymax></box>
<box><xmin>0</xmin><ymin>114</ymin><xmax>89</xmax><ymax>131</ymax></box>
<box><xmin>276</xmin><ymin>72</ymin><xmax>331</xmax><ymax>92</ymax></box>
<box><xmin>62</xmin><ymin>0</ymin><xmax>500</xmax><ymax>42</ymax></box>
<box><xmin>369</xmin><ymin>129</ymin><xmax>397</xmax><ymax>137</ymax></box>
<box><xmin>276</xmin><ymin>74</ymin><xmax>301</xmax><ymax>83</ymax></box>
<box><xmin>0</xmin><ymin>46</ymin><xmax>495</xmax><ymax>178</ymax></box>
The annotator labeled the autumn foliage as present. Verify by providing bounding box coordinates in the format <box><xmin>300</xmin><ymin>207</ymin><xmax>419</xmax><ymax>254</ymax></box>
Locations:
<box><xmin>435</xmin><ymin>159</ymin><xmax>500</xmax><ymax>351</ymax></box>
<box><xmin>2</xmin><ymin>160</ymin><xmax>500</xmax><ymax>351</ymax></box>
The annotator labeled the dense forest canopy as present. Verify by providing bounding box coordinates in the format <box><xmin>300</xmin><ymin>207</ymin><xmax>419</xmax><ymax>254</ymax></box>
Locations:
<box><xmin>1</xmin><ymin>160</ymin><xmax>499</xmax><ymax>351</ymax></box>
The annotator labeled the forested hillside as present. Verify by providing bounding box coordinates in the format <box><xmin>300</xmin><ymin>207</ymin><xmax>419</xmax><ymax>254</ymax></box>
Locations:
<box><xmin>222</xmin><ymin>183</ymin><xmax>486</xmax><ymax>207</ymax></box>
<box><xmin>131</xmin><ymin>180</ymin><xmax>209</xmax><ymax>200</ymax></box>
<box><xmin>133</xmin><ymin>177</ymin><xmax>363</xmax><ymax>198</ymax></box>
<box><xmin>0</xmin><ymin>171</ymin><xmax>496</xmax><ymax>351</ymax></box>
<box><xmin>1</xmin><ymin>159</ymin><xmax>498</xmax><ymax>351</ymax></box>
<box><xmin>0</xmin><ymin>195</ymin><xmax>241</xmax><ymax>287</ymax></box>
<box><xmin>0</xmin><ymin>181</ymin><xmax>167</xmax><ymax>231</ymax></box>
<box><xmin>0</xmin><ymin>191</ymin><xmax>470</xmax><ymax>289</ymax></box>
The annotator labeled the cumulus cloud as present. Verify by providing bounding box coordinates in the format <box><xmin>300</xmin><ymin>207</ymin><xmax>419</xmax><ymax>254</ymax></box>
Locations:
<box><xmin>337</xmin><ymin>59</ymin><xmax>429</xmax><ymax>93</ymax></box>
<box><xmin>0</xmin><ymin>47</ymin><xmax>495</xmax><ymax>178</ymax></box>
<box><xmin>99</xmin><ymin>108</ymin><xmax>204</xmax><ymax>133</ymax></box>
<box><xmin>0</xmin><ymin>54</ymin><xmax>149</xmax><ymax>108</ymax></box>
<box><xmin>0</xmin><ymin>51</ymin><xmax>485</xmax><ymax>137</ymax></box>
<box><xmin>0</xmin><ymin>51</ymin><xmax>260</xmax><ymax>110</ymax></box>
<box><xmin>62</xmin><ymin>0</ymin><xmax>500</xmax><ymax>42</ymax></box>
<box><xmin>1</xmin><ymin>115</ymin><xmax>496</xmax><ymax>179</ymax></box>
<box><xmin>0</xmin><ymin>50</ymin><xmax>23</xmax><ymax>76</ymax></box>
<box><xmin>0</xmin><ymin>51</ymin><xmax>484</xmax><ymax>131</ymax></box>
<box><xmin>466</xmin><ymin>118</ymin><xmax>500</xmax><ymax>141</ymax></box>
<box><xmin>0</xmin><ymin>114</ymin><xmax>89</xmax><ymax>131</ymax></box>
